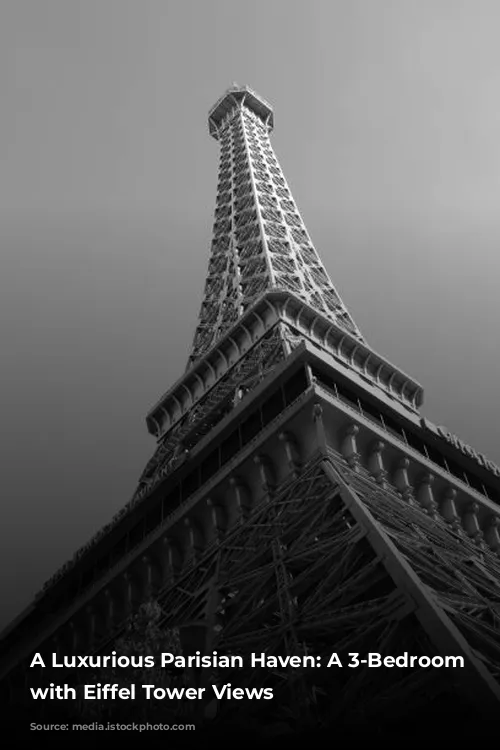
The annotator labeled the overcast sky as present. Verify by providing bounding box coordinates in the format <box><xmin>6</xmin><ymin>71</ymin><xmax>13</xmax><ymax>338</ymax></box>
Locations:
<box><xmin>1</xmin><ymin>0</ymin><xmax>499</xmax><ymax>631</ymax></box>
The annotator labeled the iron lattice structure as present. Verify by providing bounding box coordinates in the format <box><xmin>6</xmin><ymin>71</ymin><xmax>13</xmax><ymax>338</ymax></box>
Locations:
<box><xmin>187</xmin><ymin>84</ymin><xmax>363</xmax><ymax>369</ymax></box>
<box><xmin>2</xmin><ymin>85</ymin><xmax>500</xmax><ymax>736</ymax></box>
<box><xmin>152</xmin><ymin>453</ymin><xmax>500</xmax><ymax>725</ymax></box>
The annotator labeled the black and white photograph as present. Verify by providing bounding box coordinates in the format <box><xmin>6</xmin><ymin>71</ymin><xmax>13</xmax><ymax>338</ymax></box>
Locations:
<box><xmin>1</xmin><ymin>1</ymin><xmax>500</xmax><ymax>746</ymax></box>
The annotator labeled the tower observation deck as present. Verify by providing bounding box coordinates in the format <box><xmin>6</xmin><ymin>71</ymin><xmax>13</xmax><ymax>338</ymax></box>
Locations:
<box><xmin>208</xmin><ymin>84</ymin><xmax>274</xmax><ymax>137</ymax></box>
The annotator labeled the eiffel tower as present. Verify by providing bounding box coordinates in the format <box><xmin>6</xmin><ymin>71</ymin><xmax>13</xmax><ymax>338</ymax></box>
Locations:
<box><xmin>2</xmin><ymin>84</ymin><xmax>500</xmax><ymax>736</ymax></box>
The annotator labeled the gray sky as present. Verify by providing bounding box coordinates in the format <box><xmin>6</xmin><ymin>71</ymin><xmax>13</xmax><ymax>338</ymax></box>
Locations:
<box><xmin>1</xmin><ymin>0</ymin><xmax>499</xmax><ymax>630</ymax></box>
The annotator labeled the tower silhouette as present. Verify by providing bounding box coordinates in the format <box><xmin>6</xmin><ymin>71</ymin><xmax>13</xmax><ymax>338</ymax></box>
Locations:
<box><xmin>2</xmin><ymin>85</ymin><xmax>500</xmax><ymax>733</ymax></box>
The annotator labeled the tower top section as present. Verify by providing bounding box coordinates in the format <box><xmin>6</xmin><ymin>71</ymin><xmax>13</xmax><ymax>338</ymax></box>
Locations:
<box><xmin>143</xmin><ymin>81</ymin><xmax>423</xmax><ymax>439</ymax></box>
<box><xmin>208</xmin><ymin>84</ymin><xmax>274</xmax><ymax>139</ymax></box>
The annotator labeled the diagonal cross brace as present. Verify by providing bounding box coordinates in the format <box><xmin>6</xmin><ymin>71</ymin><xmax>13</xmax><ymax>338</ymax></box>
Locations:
<box><xmin>321</xmin><ymin>459</ymin><xmax>500</xmax><ymax>712</ymax></box>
